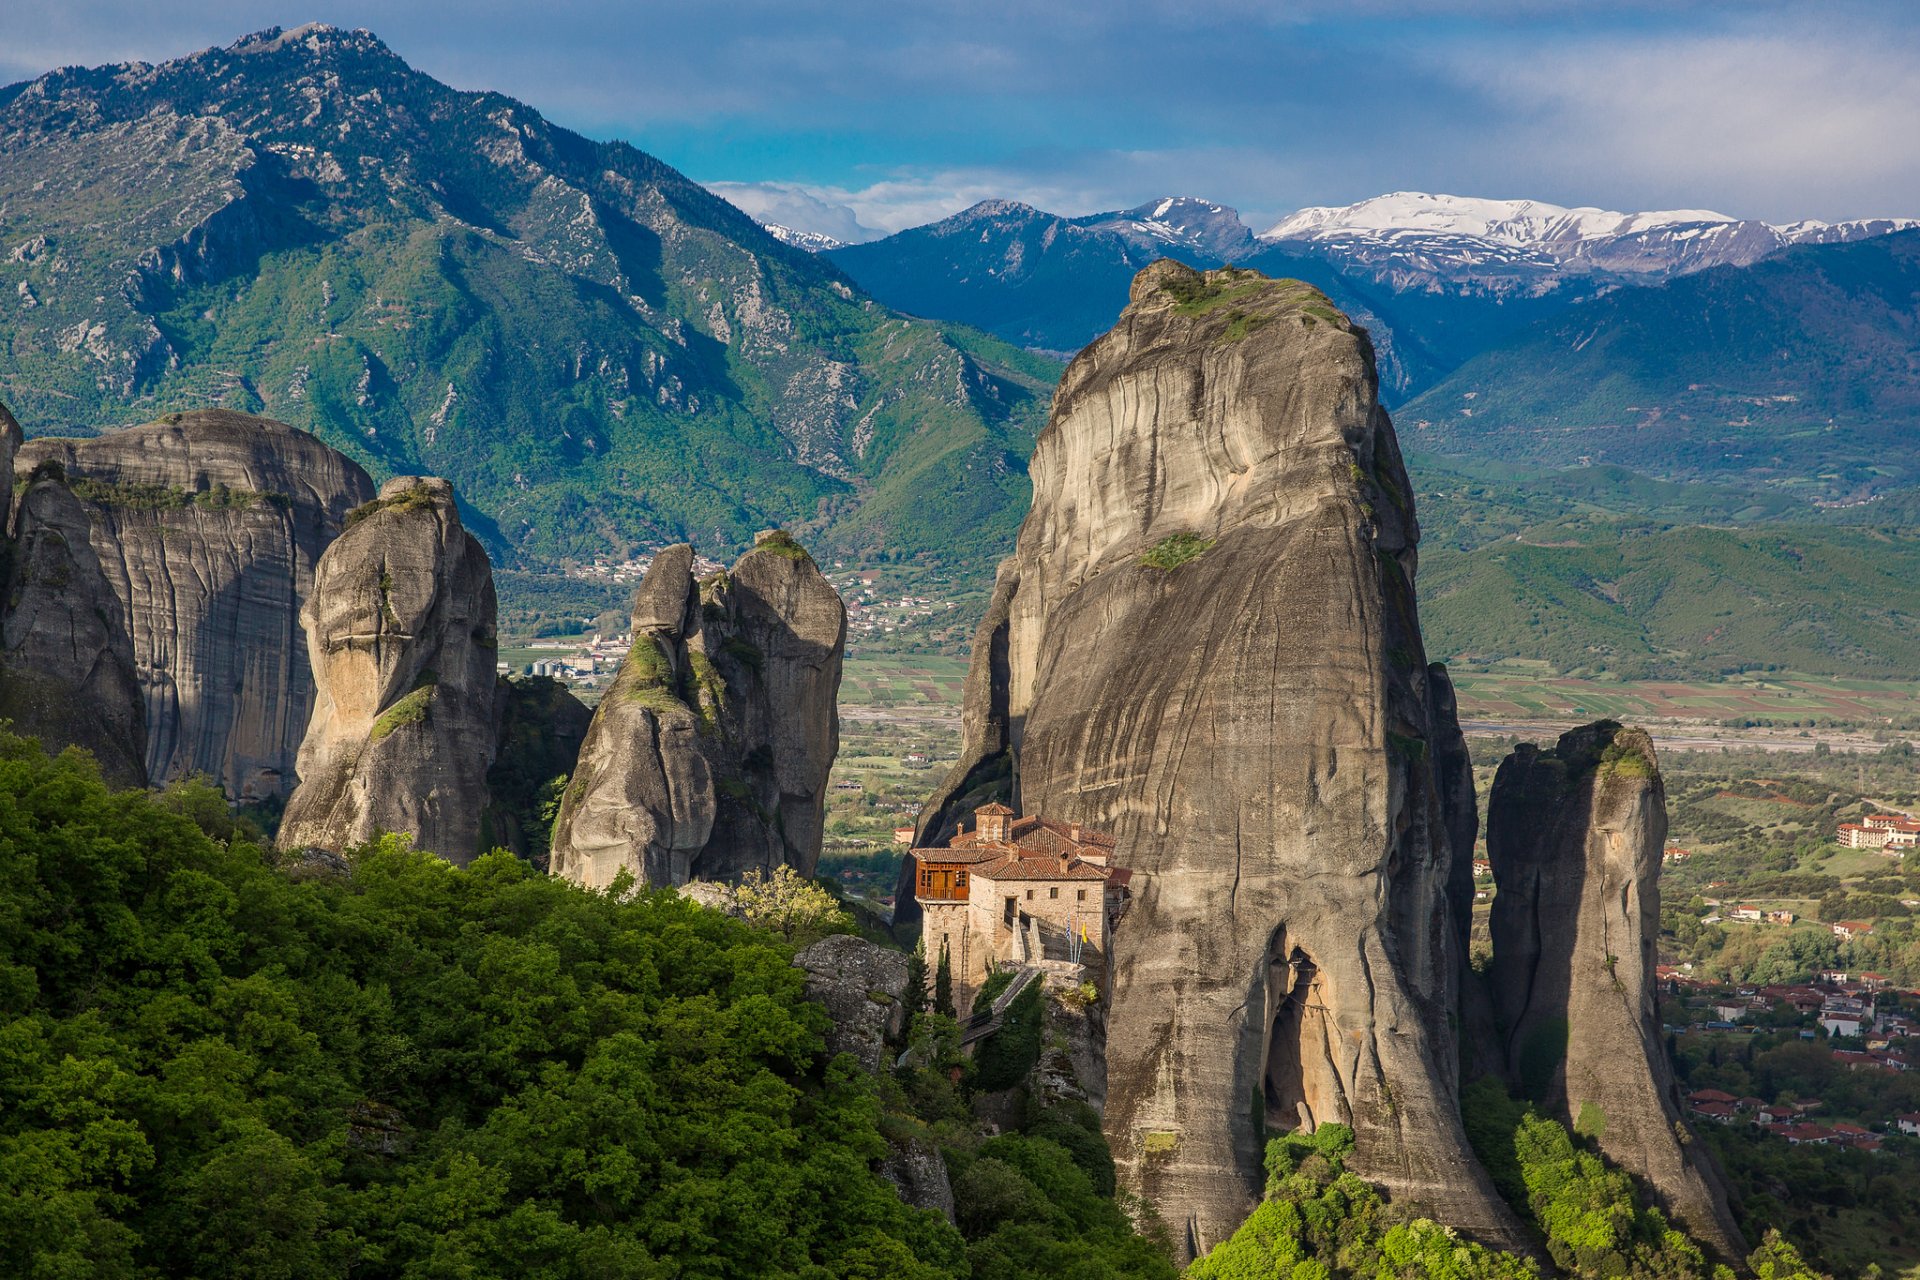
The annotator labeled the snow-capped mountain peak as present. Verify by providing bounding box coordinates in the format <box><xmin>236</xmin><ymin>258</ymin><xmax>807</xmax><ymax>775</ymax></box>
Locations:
<box><xmin>1260</xmin><ymin>192</ymin><xmax>1735</xmax><ymax>246</ymax></box>
<box><xmin>762</xmin><ymin>223</ymin><xmax>845</xmax><ymax>253</ymax></box>
<box><xmin>1076</xmin><ymin>196</ymin><xmax>1255</xmax><ymax>258</ymax></box>
<box><xmin>1256</xmin><ymin>191</ymin><xmax>1920</xmax><ymax>284</ymax></box>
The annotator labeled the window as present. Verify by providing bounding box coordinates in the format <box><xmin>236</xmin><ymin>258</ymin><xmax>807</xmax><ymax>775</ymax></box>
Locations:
<box><xmin>1077</xmin><ymin>889</ymin><xmax>1086</xmax><ymax>902</ymax></box>
<box><xmin>1026</xmin><ymin>889</ymin><xmax>1034</xmax><ymax>900</ymax></box>
<box><xmin>1049</xmin><ymin>886</ymin><xmax>1059</xmax><ymax>899</ymax></box>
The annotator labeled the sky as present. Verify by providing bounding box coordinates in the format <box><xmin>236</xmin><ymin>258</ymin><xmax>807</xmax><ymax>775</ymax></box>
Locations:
<box><xmin>5</xmin><ymin>1</ymin><xmax>1919</xmax><ymax>240</ymax></box>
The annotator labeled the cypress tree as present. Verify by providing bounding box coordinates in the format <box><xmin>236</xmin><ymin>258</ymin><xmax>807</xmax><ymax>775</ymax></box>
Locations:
<box><xmin>934</xmin><ymin>942</ymin><xmax>955</xmax><ymax>1017</ymax></box>
<box><xmin>904</xmin><ymin>936</ymin><xmax>929</xmax><ymax>1016</ymax></box>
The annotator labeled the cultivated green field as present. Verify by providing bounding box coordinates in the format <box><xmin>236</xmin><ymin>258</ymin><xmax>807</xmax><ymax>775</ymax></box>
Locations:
<box><xmin>1450</xmin><ymin>665</ymin><xmax>1920</xmax><ymax>728</ymax></box>
<box><xmin>839</xmin><ymin>654</ymin><xmax>970</xmax><ymax>706</ymax></box>
<box><xmin>841</xmin><ymin>652</ymin><xmax>1920</xmax><ymax>733</ymax></box>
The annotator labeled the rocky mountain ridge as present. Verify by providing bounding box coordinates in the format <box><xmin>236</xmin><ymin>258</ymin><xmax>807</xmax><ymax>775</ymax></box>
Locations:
<box><xmin>1402</xmin><ymin>229</ymin><xmax>1920</xmax><ymax>500</ymax></box>
<box><xmin>1261</xmin><ymin>191</ymin><xmax>1919</xmax><ymax>285</ymax></box>
<box><xmin>823</xmin><ymin>189</ymin><xmax>1918</xmax><ymax>403</ymax></box>
<box><xmin>0</xmin><ymin>24</ymin><xmax>1055</xmax><ymax>571</ymax></box>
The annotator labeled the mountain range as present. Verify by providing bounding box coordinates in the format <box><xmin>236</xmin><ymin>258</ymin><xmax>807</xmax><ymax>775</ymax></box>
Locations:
<box><xmin>816</xmin><ymin>191</ymin><xmax>1917</xmax><ymax>399</ymax></box>
<box><xmin>1403</xmin><ymin>229</ymin><xmax>1920</xmax><ymax>497</ymax></box>
<box><xmin>0</xmin><ymin>24</ymin><xmax>1055</xmax><ymax>571</ymax></box>
<box><xmin>8</xmin><ymin>26</ymin><xmax>1920</xmax><ymax>683</ymax></box>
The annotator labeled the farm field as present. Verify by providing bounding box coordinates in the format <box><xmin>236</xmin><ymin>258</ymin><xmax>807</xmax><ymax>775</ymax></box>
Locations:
<box><xmin>1448</xmin><ymin>664</ymin><xmax>1920</xmax><ymax>731</ymax></box>
<box><xmin>838</xmin><ymin>654</ymin><xmax>970</xmax><ymax>707</ymax></box>
<box><xmin>840</xmin><ymin>653</ymin><xmax>1920</xmax><ymax>735</ymax></box>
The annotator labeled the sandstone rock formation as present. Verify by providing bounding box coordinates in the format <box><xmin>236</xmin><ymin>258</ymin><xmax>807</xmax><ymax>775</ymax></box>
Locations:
<box><xmin>914</xmin><ymin>263</ymin><xmax>1525</xmax><ymax>1259</ymax></box>
<box><xmin>15</xmin><ymin>410</ymin><xmax>374</xmax><ymax>799</ymax></box>
<box><xmin>0</xmin><ymin>412</ymin><xmax>148</xmax><ymax>787</ymax></box>
<box><xmin>550</xmin><ymin>531</ymin><xmax>844</xmax><ymax>889</ymax></box>
<box><xmin>278</xmin><ymin>477</ymin><xmax>499</xmax><ymax>862</ymax></box>
<box><xmin>1487</xmin><ymin>722</ymin><xmax>1745</xmax><ymax>1260</ymax></box>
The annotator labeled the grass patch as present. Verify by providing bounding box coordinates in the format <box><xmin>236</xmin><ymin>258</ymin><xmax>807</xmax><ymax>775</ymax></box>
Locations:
<box><xmin>619</xmin><ymin>638</ymin><xmax>686</xmax><ymax>715</ymax></box>
<box><xmin>1141</xmin><ymin>1130</ymin><xmax>1180</xmax><ymax>1158</ymax></box>
<box><xmin>1141</xmin><ymin>532</ymin><xmax>1214</xmax><ymax>571</ymax></box>
<box><xmin>1385</xmin><ymin>730</ymin><xmax>1428</xmax><ymax>763</ymax></box>
<box><xmin>69</xmin><ymin>478</ymin><xmax>282</xmax><ymax>512</ymax></box>
<box><xmin>1222</xmin><ymin>311</ymin><xmax>1272</xmax><ymax>342</ymax></box>
<box><xmin>370</xmin><ymin>678</ymin><xmax>437</xmax><ymax>741</ymax></box>
<box><xmin>1600</xmin><ymin>736</ymin><xmax>1658</xmax><ymax>780</ymax></box>
<box><xmin>751</xmin><ymin>529</ymin><xmax>811</xmax><ymax>562</ymax></box>
<box><xmin>1160</xmin><ymin>267</ymin><xmax>1265</xmax><ymax>315</ymax></box>
<box><xmin>346</xmin><ymin>483</ymin><xmax>438</xmax><ymax>528</ymax></box>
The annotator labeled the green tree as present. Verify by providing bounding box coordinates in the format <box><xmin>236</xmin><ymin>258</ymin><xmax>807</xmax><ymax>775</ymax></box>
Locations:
<box><xmin>0</xmin><ymin>730</ymin><xmax>966</xmax><ymax>1279</ymax></box>
<box><xmin>934</xmin><ymin>944</ymin><xmax>955</xmax><ymax>1017</ymax></box>
<box><xmin>904</xmin><ymin>937</ymin><xmax>930</xmax><ymax>1020</ymax></box>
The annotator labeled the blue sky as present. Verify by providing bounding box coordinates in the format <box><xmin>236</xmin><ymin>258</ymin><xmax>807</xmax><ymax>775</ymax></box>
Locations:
<box><xmin>6</xmin><ymin>1</ymin><xmax>1919</xmax><ymax>238</ymax></box>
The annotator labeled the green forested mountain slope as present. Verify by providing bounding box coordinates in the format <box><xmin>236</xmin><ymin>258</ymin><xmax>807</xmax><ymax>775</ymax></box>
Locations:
<box><xmin>0</xmin><ymin>25</ymin><xmax>1058</xmax><ymax>568</ymax></box>
<box><xmin>1412</xmin><ymin>454</ymin><xmax>1920</xmax><ymax>678</ymax></box>
<box><xmin>1403</xmin><ymin>231</ymin><xmax>1920</xmax><ymax>499</ymax></box>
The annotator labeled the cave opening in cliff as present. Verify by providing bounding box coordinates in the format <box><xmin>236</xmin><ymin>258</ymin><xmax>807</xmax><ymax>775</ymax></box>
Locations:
<box><xmin>1263</xmin><ymin>941</ymin><xmax>1341</xmax><ymax>1136</ymax></box>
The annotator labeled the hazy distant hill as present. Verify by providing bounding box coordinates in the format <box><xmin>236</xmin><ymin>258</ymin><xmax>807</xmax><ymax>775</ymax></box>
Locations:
<box><xmin>1411</xmin><ymin>454</ymin><xmax>1920</xmax><ymax>679</ymax></box>
<box><xmin>0</xmin><ymin>25</ymin><xmax>1058</xmax><ymax>568</ymax></box>
<box><xmin>1401</xmin><ymin>231</ymin><xmax>1920</xmax><ymax>499</ymax></box>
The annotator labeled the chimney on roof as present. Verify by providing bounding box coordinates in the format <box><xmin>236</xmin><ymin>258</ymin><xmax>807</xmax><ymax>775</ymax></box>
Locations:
<box><xmin>1070</xmin><ymin>822</ymin><xmax>1081</xmax><ymax>842</ymax></box>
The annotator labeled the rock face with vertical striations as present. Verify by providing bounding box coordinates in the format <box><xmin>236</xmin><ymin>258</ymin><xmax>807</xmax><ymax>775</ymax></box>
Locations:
<box><xmin>913</xmin><ymin>262</ymin><xmax>1526</xmax><ymax>1260</ymax></box>
<box><xmin>1487</xmin><ymin>721</ymin><xmax>1745</xmax><ymax>1261</ymax></box>
<box><xmin>0</xmin><ymin>403</ymin><xmax>148</xmax><ymax>786</ymax></box>
<box><xmin>15</xmin><ymin>409</ymin><xmax>374</xmax><ymax>799</ymax></box>
<box><xmin>278</xmin><ymin>477</ymin><xmax>498</xmax><ymax>862</ymax></box>
<box><xmin>550</xmin><ymin>531</ymin><xmax>845</xmax><ymax>890</ymax></box>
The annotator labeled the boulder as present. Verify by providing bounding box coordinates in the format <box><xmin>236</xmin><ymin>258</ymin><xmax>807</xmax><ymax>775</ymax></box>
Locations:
<box><xmin>15</xmin><ymin>409</ymin><xmax>374</xmax><ymax>799</ymax></box>
<box><xmin>1487</xmin><ymin>722</ymin><xmax>1746</xmax><ymax>1260</ymax></box>
<box><xmin>550</xmin><ymin>531</ymin><xmax>844</xmax><ymax>889</ymax></box>
<box><xmin>793</xmin><ymin>933</ymin><xmax>910</xmax><ymax>1075</ymax></box>
<box><xmin>277</xmin><ymin>477</ymin><xmax>498</xmax><ymax>862</ymax></box>
<box><xmin>913</xmin><ymin>263</ymin><xmax>1525</xmax><ymax>1259</ymax></box>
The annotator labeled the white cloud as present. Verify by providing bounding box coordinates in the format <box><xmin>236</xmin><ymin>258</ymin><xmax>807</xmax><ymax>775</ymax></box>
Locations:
<box><xmin>1433</xmin><ymin>23</ymin><xmax>1920</xmax><ymax>220</ymax></box>
<box><xmin>705</xmin><ymin>183</ymin><xmax>882</xmax><ymax>243</ymax></box>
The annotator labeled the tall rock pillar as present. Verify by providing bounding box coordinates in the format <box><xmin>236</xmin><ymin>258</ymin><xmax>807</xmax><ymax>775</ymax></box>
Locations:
<box><xmin>550</xmin><ymin>530</ymin><xmax>844</xmax><ymax>889</ymax></box>
<box><xmin>278</xmin><ymin>477</ymin><xmax>498</xmax><ymax>862</ymax></box>
<box><xmin>914</xmin><ymin>263</ymin><xmax>1525</xmax><ymax>1260</ymax></box>
<box><xmin>1487</xmin><ymin>721</ymin><xmax>1745</xmax><ymax>1261</ymax></box>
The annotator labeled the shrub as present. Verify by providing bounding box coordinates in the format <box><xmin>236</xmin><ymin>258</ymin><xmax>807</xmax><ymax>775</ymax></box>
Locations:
<box><xmin>1140</xmin><ymin>532</ymin><xmax>1215</xmax><ymax>571</ymax></box>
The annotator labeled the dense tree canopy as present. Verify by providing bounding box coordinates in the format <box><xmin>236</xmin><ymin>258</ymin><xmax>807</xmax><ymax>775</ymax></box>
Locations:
<box><xmin>0</xmin><ymin>733</ymin><xmax>965</xmax><ymax>1279</ymax></box>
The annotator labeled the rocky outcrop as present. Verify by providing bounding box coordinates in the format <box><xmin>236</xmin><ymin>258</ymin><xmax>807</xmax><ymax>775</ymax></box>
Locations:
<box><xmin>1487</xmin><ymin>722</ymin><xmax>1745</xmax><ymax>1260</ymax></box>
<box><xmin>0</xmin><ymin>402</ymin><xmax>18</xmax><ymax>484</ymax></box>
<box><xmin>550</xmin><ymin>531</ymin><xmax>844</xmax><ymax>890</ymax></box>
<box><xmin>793</xmin><ymin>934</ymin><xmax>910</xmax><ymax>1074</ymax></box>
<box><xmin>915</xmin><ymin>263</ymin><xmax>1524</xmax><ymax>1259</ymax></box>
<box><xmin>15</xmin><ymin>410</ymin><xmax>374</xmax><ymax>799</ymax></box>
<box><xmin>792</xmin><ymin>933</ymin><xmax>955</xmax><ymax>1222</ymax></box>
<box><xmin>0</xmin><ymin>432</ymin><xmax>148</xmax><ymax>787</ymax></box>
<box><xmin>277</xmin><ymin>477</ymin><xmax>499</xmax><ymax>862</ymax></box>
